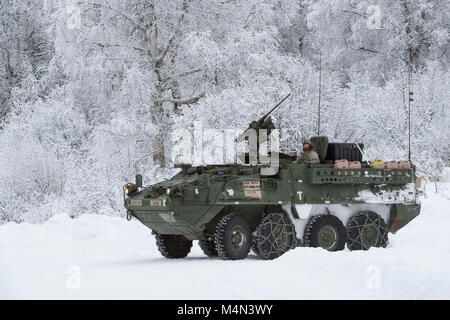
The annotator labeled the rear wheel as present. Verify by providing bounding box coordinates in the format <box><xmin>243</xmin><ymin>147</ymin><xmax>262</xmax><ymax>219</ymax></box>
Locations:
<box><xmin>214</xmin><ymin>214</ymin><xmax>251</xmax><ymax>260</ymax></box>
<box><xmin>155</xmin><ymin>234</ymin><xmax>193</xmax><ymax>258</ymax></box>
<box><xmin>346</xmin><ymin>211</ymin><xmax>389</xmax><ymax>250</ymax></box>
<box><xmin>253</xmin><ymin>213</ymin><xmax>297</xmax><ymax>260</ymax></box>
<box><xmin>303</xmin><ymin>214</ymin><xmax>347</xmax><ymax>251</ymax></box>
<box><xmin>198</xmin><ymin>239</ymin><xmax>218</xmax><ymax>257</ymax></box>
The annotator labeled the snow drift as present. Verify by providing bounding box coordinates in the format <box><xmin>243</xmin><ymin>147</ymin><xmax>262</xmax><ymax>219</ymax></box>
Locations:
<box><xmin>1</xmin><ymin>186</ymin><xmax>449</xmax><ymax>299</ymax></box>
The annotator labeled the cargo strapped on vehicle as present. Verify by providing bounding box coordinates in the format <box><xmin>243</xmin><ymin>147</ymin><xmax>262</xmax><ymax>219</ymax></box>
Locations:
<box><xmin>308</xmin><ymin>167</ymin><xmax>414</xmax><ymax>185</ymax></box>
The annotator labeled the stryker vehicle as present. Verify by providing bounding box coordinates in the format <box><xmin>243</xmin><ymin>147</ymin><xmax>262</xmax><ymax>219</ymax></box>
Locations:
<box><xmin>123</xmin><ymin>96</ymin><xmax>422</xmax><ymax>260</ymax></box>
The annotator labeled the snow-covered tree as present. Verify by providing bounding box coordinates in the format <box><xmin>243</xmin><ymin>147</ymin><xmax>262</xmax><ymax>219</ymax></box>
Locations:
<box><xmin>0</xmin><ymin>0</ymin><xmax>448</xmax><ymax>224</ymax></box>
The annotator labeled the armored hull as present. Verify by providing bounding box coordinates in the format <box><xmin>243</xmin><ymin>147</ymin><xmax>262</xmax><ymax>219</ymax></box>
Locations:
<box><xmin>124</xmin><ymin>160</ymin><xmax>421</xmax><ymax>260</ymax></box>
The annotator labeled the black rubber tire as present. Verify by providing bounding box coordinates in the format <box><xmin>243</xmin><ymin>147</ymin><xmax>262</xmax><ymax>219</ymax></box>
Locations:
<box><xmin>303</xmin><ymin>214</ymin><xmax>347</xmax><ymax>251</ymax></box>
<box><xmin>214</xmin><ymin>214</ymin><xmax>251</xmax><ymax>260</ymax></box>
<box><xmin>253</xmin><ymin>213</ymin><xmax>297</xmax><ymax>260</ymax></box>
<box><xmin>346</xmin><ymin>211</ymin><xmax>389</xmax><ymax>251</ymax></box>
<box><xmin>155</xmin><ymin>234</ymin><xmax>193</xmax><ymax>258</ymax></box>
<box><xmin>198</xmin><ymin>239</ymin><xmax>218</xmax><ymax>257</ymax></box>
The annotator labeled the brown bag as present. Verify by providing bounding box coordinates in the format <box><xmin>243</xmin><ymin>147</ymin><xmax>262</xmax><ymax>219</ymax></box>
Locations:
<box><xmin>385</xmin><ymin>161</ymin><xmax>399</xmax><ymax>169</ymax></box>
<box><xmin>334</xmin><ymin>159</ymin><xmax>349</xmax><ymax>169</ymax></box>
<box><xmin>415</xmin><ymin>176</ymin><xmax>422</xmax><ymax>188</ymax></box>
<box><xmin>399</xmin><ymin>160</ymin><xmax>411</xmax><ymax>169</ymax></box>
<box><xmin>349</xmin><ymin>161</ymin><xmax>361</xmax><ymax>169</ymax></box>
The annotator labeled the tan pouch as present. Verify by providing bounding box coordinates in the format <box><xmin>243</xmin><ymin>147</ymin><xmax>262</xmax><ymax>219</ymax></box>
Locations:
<box><xmin>385</xmin><ymin>161</ymin><xmax>399</xmax><ymax>169</ymax></box>
<box><xmin>334</xmin><ymin>159</ymin><xmax>349</xmax><ymax>169</ymax></box>
<box><xmin>349</xmin><ymin>161</ymin><xmax>361</xmax><ymax>169</ymax></box>
<box><xmin>399</xmin><ymin>160</ymin><xmax>411</xmax><ymax>169</ymax></box>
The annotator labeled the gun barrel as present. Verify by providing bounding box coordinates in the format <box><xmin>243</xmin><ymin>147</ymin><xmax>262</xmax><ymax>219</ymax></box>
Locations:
<box><xmin>237</xmin><ymin>93</ymin><xmax>291</xmax><ymax>141</ymax></box>
<box><xmin>259</xmin><ymin>93</ymin><xmax>291</xmax><ymax>122</ymax></box>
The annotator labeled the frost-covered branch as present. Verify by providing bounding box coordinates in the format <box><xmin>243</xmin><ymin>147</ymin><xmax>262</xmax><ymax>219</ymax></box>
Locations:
<box><xmin>86</xmin><ymin>1</ymin><xmax>152</xmax><ymax>47</ymax></box>
<box><xmin>155</xmin><ymin>0</ymin><xmax>189</xmax><ymax>67</ymax></box>
<box><xmin>91</xmin><ymin>42</ymin><xmax>146</xmax><ymax>53</ymax></box>
<box><xmin>159</xmin><ymin>92</ymin><xmax>206</xmax><ymax>105</ymax></box>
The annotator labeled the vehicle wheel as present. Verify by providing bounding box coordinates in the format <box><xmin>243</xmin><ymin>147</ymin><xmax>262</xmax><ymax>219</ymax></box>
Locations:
<box><xmin>198</xmin><ymin>239</ymin><xmax>218</xmax><ymax>257</ymax></box>
<box><xmin>346</xmin><ymin>211</ymin><xmax>389</xmax><ymax>251</ymax></box>
<box><xmin>214</xmin><ymin>214</ymin><xmax>251</xmax><ymax>260</ymax></box>
<box><xmin>253</xmin><ymin>213</ymin><xmax>297</xmax><ymax>260</ymax></box>
<box><xmin>303</xmin><ymin>214</ymin><xmax>347</xmax><ymax>251</ymax></box>
<box><xmin>155</xmin><ymin>234</ymin><xmax>193</xmax><ymax>258</ymax></box>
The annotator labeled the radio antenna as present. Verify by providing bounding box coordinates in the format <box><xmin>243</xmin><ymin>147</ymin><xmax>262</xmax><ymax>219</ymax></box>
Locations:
<box><xmin>408</xmin><ymin>67</ymin><xmax>413</xmax><ymax>161</ymax></box>
<box><xmin>317</xmin><ymin>49</ymin><xmax>322</xmax><ymax>136</ymax></box>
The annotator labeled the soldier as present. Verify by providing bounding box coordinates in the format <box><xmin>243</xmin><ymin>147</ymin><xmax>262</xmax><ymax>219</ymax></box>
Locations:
<box><xmin>296</xmin><ymin>139</ymin><xmax>320</xmax><ymax>164</ymax></box>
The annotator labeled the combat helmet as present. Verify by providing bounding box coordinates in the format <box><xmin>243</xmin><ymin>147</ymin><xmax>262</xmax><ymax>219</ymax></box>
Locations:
<box><xmin>303</xmin><ymin>139</ymin><xmax>313</xmax><ymax>151</ymax></box>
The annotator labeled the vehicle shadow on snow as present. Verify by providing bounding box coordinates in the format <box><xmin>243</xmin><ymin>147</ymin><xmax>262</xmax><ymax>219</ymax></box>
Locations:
<box><xmin>95</xmin><ymin>254</ymin><xmax>262</xmax><ymax>267</ymax></box>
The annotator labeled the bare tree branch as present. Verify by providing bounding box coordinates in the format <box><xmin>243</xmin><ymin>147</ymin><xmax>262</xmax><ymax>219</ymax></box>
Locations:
<box><xmin>159</xmin><ymin>91</ymin><xmax>206</xmax><ymax>105</ymax></box>
<box><xmin>342</xmin><ymin>10</ymin><xmax>366</xmax><ymax>18</ymax></box>
<box><xmin>155</xmin><ymin>0</ymin><xmax>188</xmax><ymax>67</ymax></box>
<box><xmin>161</xmin><ymin>67</ymin><xmax>205</xmax><ymax>82</ymax></box>
<box><xmin>86</xmin><ymin>1</ymin><xmax>152</xmax><ymax>48</ymax></box>
<box><xmin>92</xmin><ymin>42</ymin><xmax>146</xmax><ymax>53</ymax></box>
<box><xmin>344</xmin><ymin>42</ymin><xmax>411</xmax><ymax>65</ymax></box>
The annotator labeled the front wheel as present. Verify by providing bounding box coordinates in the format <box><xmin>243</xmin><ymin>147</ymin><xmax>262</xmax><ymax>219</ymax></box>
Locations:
<box><xmin>155</xmin><ymin>234</ymin><xmax>193</xmax><ymax>258</ymax></box>
<box><xmin>214</xmin><ymin>214</ymin><xmax>251</xmax><ymax>260</ymax></box>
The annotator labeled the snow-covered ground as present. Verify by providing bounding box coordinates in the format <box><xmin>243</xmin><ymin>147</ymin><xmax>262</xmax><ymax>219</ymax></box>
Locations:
<box><xmin>1</xmin><ymin>185</ymin><xmax>449</xmax><ymax>300</ymax></box>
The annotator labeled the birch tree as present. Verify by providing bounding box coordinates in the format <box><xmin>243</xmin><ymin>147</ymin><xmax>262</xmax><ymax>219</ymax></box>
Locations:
<box><xmin>83</xmin><ymin>0</ymin><xmax>205</xmax><ymax>167</ymax></box>
<box><xmin>0</xmin><ymin>0</ymin><xmax>52</xmax><ymax>120</ymax></box>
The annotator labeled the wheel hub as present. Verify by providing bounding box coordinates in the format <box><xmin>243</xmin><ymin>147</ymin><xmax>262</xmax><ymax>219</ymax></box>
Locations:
<box><xmin>318</xmin><ymin>225</ymin><xmax>338</xmax><ymax>250</ymax></box>
<box><xmin>272</xmin><ymin>225</ymin><xmax>291</xmax><ymax>251</ymax></box>
<box><xmin>346</xmin><ymin>211</ymin><xmax>389</xmax><ymax>251</ymax></box>
<box><xmin>231</xmin><ymin>226</ymin><xmax>246</xmax><ymax>249</ymax></box>
<box><xmin>254</xmin><ymin>213</ymin><xmax>297</xmax><ymax>260</ymax></box>
<box><xmin>361</xmin><ymin>224</ymin><xmax>379</xmax><ymax>248</ymax></box>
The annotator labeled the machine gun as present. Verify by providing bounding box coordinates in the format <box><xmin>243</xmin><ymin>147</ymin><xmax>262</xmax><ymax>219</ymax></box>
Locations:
<box><xmin>236</xmin><ymin>93</ymin><xmax>291</xmax><ymax>164</ymax></box>
<box><xmin>239</xmin><ymin>93</ymin><xmax>291</xmax><ymax>139</ymax></box>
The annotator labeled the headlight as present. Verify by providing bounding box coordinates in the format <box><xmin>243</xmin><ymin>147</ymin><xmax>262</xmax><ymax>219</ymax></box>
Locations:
<box><xmin>124</xmin><ymin>183</ymin><xmax>136</xmax><ymax>196</ymax></box>
<box><xmin>166</xmin><ymin>188</ymin><xmax>171</xmax><ymax>195</ymax></box>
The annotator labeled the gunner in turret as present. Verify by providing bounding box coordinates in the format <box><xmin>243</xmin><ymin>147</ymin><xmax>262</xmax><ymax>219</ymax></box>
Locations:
<box><xmin>296</xmin><ymin>139</ymin><xmax>320</xmax><ymax>164</ymax></box>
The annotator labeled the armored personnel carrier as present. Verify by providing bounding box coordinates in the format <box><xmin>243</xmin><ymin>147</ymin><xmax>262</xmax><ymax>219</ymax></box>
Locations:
<box><xmin>123</xmin><ymin>99</ymin><xmax>421</xmax><ymax>260</ymax></box>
